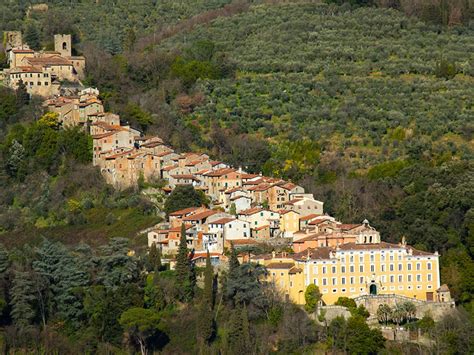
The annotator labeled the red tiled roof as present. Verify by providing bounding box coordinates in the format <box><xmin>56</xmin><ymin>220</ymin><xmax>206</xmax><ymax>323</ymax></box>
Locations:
<box><xmin>300</xmin><ymin>214</ymin><xmax>322</xmax><ymax>221</ymax></box>
<box><xmin>211</xmin><ymin>217</ymin><xmax>236</xmax><ymax>225</ymax></box>
<box><xmin>169</xmin><ymin>207</ymin><xmax>200</xmax><ymax>217</ymax></box>
<box><xmin>266</xmin><ymin>262</ymin><xmax>295</xmax><ymax>269</ymax></box>
<box><xmin>338</xmin><ymin>224</ymin><xmax>360</xmax><ymax>231</ymax></box>
<box><xmin>204</xmin><ymin>168</ymin><xmax>235</xmax><ymax>177</ymax></box>
<box><xmin>241</xmin><ymin>173</ymin><xmax>259</xmax><ymax>179</ymax></box>
<box><xmin>12</xmin><ymin>49</ymin><xmax>34</xmax><ymax>53</ymax></box>
<box><xmin>105</xmin><ymin>149</ymin><xmax>135</xmax><ymax>159</ymax></box>
<box><xmin>183</xmin><ymin>210</ymin><xmax>217</xmax><ymax>221</ymax></box>
<box><xmin>238</xmin><ymin>207</ymin><xmax>264</xmax><ymax>216</ymax></box>
<box><xmin>253</xmin><ymin>224</ymin><xmax>269</xmax><ymax>231</ymax></box>
<box><xmin>26</xmin><ymin>56</ymin><xmax>73</xmax><ymax>66</ymax></box>
<box><xmin>170</xmin><ymin>174</ymin><xmax>198</xmax><ymax>180</ymax></box>
<box><xmin>230</xmin><ymin>195</ymin><xmax>250</xmax><ymax>201</ymax></box>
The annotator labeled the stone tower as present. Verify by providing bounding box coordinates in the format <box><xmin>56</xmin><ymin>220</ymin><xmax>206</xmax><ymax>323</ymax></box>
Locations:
<box><xmin>54</xmin><ymin>34</ymin><xmax>71</xmax><ymax>57</ymax></box>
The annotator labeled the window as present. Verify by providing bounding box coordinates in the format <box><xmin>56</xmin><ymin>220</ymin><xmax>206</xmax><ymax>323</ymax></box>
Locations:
<box><xmin>350</xmin><ymin>265</ymin><xmax>354</xmax><ymax>273</ymax></box>
<box><xmin>45</xmin><ymin>82</ymin><xmax>48</xmax><ymax>86</ymax></box>
<box><xmin>416</xmin><ymin>274</ymin><xmax>421</xmax><ymax>282</ymax></box>
<box><xmin>350</xmin><ymin>277</ymin><xmax>354</xmax><ymax>284</ymax></box>
<box><xmin>390</xmin><ymin>255</ymin><xmax>394</xmax><ymax>261</ymax></box>
<box><xmin>370</xmin><ymin>255</ymin><xmax>375</xmax><ymax>262</ymax></box>
<box><xmin>341</xmin><ymin>266</ymin><xmax>346</xmax><ymax>273</ymax></box>
<box><xmin>398</xmin><ymin>275</ymin><xmax>403</xmax><ymax>282</ymax></box>
<box><xmin>408</xmin><ymin>263</ymin><xmax>412</xmax><ymax>271</ymax></box>
<box><xmin>389</xmin><ymin>264</ymin><xmax>394</xmax><ymax>271</ymax></box>
<box><xmin>359</xmin><ymin>256</ymin><xmax>364</xmax><ymax>263</ymax></box>
<box><xmin>359</xmin><ymin>265</ymin><xmax>364</xmax><ymax>272</ymax></box>
<box><xmin>332</xmin><ymin>266</ymin><xmax>336</xmax><ymax>274</ymax></box>
<box><xmin>350</xmin><ymin>256</ymin><xmax>354</xmax><ymax>263</ymax></box>
<box><xmin>416</xmin><ymin>263</ymin><xmax>421</xmax><ymax>271</ymax></box>
<box><xmin>313</xmin><ymin>279</ymin><xmax>318</xmax><ymax>285</ymax></box>
<box><xmin>322</xmin><ymin>278</ymin><xmax>327</xmax><ymax>286</ymax></box>
<box><xmin>390</xmin><ymin>275</ymin><xmax>394</xmax><ymax>283</ymax></box>
<box><xmin>37</xmin><ymin>82</ymin><xmax>41</xmax><ymax>85</ymax></box>
<box><xmin>322</xmin><ymin>267</ymin><xmax>327</xmax><ymax>274</ymax></box>
<box><xmin>381</xmin><ymin>275</ymin><xmax>386</xmax><ymax>282</ymax></box>
<box><xmin>313</xmin><ymin>266</ymin><xmax>318</xmax><ymax>274</ymax></box>
<box><xmin>398</xmin><ymin>264</ymin><xmax>403</xmax><ymax>271</ymax></box>
<box><xmin>381</xmin><ymin>264</ymin><xmax>385</xmax><ymax>272</ymax></box>
<box><xmin>341</xmin><ymin>277</ymin><xmax>346</xmax><ymax>285</ymax></box>
<box><xmin>370</xmin><ymin>264</ymin><xmax>375</xmax><ymax>272</ymax></box>
<box><xmin>427</xmin><ymin>274</ymin><xmax>432</xmax><ymax>282</ymax></box>
<box><xmin>332</xmin><ymin>278</ymin><xmax>337</xmax><ymax>285</ymax></box>
<box><xmin>427</xmin><ymin>262</ymin><xmax>432</xmax><ymax>270</ymax></box>
<box><xmin>408</xmin><ymin>275</ymin><xmax>412</xmax><ymax>282</ymax></box>
<box><xmin>359</xmin><ymin>276</ymin><xmax>364</xmax><ymax>284</ymax></box>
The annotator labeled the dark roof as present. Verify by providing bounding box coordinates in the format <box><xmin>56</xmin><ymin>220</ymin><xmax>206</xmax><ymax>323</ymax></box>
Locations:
<box><xmin>266</xmin><ymin>262</ymin><xmax>295</xmax><ymax>269</ymax></box>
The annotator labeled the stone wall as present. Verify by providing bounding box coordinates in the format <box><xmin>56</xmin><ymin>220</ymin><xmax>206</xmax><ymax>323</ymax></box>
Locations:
<box><xmin>354</xmin><ymin>294</ymin><xmax>455</xmax><ymax>321</ymax></box>
<box><xmin>317</xmin><ymin>305</ymin><xmax>351</xmax><ymax>322</ymax></box>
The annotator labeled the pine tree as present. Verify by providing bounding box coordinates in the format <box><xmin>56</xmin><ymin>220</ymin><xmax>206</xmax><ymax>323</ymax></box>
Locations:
<box><xmin>175</xmin><ymin>223</ymin><xmax>193</xmax><ymax>301</ymax></box>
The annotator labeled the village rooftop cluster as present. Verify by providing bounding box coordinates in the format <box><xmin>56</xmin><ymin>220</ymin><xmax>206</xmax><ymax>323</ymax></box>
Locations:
<box><xmin>2</xmin><ymin>33</ymin><xmax>452</xmax><ymax>307</ymax></box>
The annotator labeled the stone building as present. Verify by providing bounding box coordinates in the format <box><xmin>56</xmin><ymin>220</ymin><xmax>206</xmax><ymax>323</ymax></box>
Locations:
<box><xmin>253</xmin><ymin>234</ymin><xmax>445</xmax><ymax>305</ymax></box>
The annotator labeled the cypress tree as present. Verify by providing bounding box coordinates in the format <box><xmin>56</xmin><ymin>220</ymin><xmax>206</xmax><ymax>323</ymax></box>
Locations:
<box><xmin>204</xmin><ymin>250</ymin><xmax>213</xmax><ymax>306</ymax></box>
<box><xmin>16</xmin><ymin>80</ymin><xmax>29</xmax><ymax>107</ymax></box>
<box><xmin>148</xmin><ymin>242</ymin><xmax>162</xmax><ymax>271</ymax></box>
<box><xmin>228</xmin><ymin>242</ymin><xmax>240</xmax><ymax>275</ymax></box>
<box><xmin>175</xmin><ymin>223</ymin><xmax>193</xmax><ymax>301</ymax></box>
<box><xmin>227</xmin><ymin>307</ymin><xmax>243</xmax><ymax>352</ymax></box>
<box><xmin>197</xmin><ymin>251</ymin><xmax>215</xmax><ymax>346</ymax></box>
<box><xmin>241</xmin><ymin>304</ymin><xmax>251</xmax><ymax>353</ymax></box>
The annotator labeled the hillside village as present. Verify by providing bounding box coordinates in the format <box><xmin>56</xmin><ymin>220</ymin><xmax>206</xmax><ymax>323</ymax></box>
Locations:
<box><xmin>2</xmin><ymin>32</ymin><xmax>452</xmax><ymax>310</ymax></box>
<box><xmin>1</xmin><ymin>31</ymin><xmax>85</xmax><ymax>97</ymax></box>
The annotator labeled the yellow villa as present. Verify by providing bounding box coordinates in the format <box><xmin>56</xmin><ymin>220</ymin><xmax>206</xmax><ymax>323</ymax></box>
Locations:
<box><xmin>254</xmin><ymin>234</ymin><xmax>442</xmax><ymax>305</ymax></box>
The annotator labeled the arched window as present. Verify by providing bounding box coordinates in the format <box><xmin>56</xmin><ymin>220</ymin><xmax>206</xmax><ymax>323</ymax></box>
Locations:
<box><xmin>62</xmin><ymin>42</ymin><xmax>67</xmax><ymax>50</ymax></box>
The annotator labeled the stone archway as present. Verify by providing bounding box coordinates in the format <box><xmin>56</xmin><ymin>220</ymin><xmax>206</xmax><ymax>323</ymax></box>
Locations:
<box><xmin>370</xmin><ymin>283</ymin><xmax>377</xmax><ymax>295</ymax></box>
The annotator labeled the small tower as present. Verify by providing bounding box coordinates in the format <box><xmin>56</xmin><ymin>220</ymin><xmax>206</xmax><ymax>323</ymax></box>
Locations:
<box><xmin>54</xmin><ymin>34</ymin><xmax>72</xmax><ymax>57</ymax></box>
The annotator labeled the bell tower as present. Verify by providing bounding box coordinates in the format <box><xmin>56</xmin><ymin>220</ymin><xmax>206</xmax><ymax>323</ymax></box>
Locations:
<box><xmin>54</xmin><ymin>34</ymin><xmax>72</xmax><ymax>57</ymax></box>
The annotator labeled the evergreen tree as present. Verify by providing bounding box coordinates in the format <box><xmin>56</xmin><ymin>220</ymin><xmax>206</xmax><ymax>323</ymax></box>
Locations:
<box><xmin>203</xmin><ymin>250</ymin><xmax>214</xmax><ymax>306</ymax></box>
<box><xmin>97</xmin><ymin>238</ymin><xmax>139</xmax><ymax>288</ymax></box>
<box><xmin>175</xmin><ymin>223</ymin><xmax>194</xmax><ymax>301</ymax></box>
<box><xmin>16</xmin><ymin>80</ymin><xmax>29</xmax><ymax>107</ymax></box>
<box><xmin>24</xmin><ymin>23</ymin><xmax>41</xmax><ymax>50</ymax></box>
<box><xmin>0</xmin><ymin>244</ymin><xmax>9</xmax><ymax>274</ymax></box>
<box><xmin>241</xmin><ymin>304</ymin><xmax>251</xmax><ymax>353</ymax></box>
<box><xmin>197</xmin><ymin>251</ymin><xmax>215</xmax><ymax>346</ymax></box>
<box><xmin>6</xmin><ymin>140</ymin><xmax>25</xmax><ymax>179</ymax></box>
<box><xmin>33</xmin><ymin>240</ymin><xmax>89</xmax><ymax>328</ymax></box>
<box><xmin>10</xmin><ymin>270</ymin><xmax>36</xmax><ymax>328</ymax></box>
<box><xmin>227</xmin><ymin>307</ymin><xmax>243</xmax><ymax>352</ymax></box>
<box><xmin>148</xmin><ymin>242</ymin><xmax>162</xmax><ymax>272</ymax></box>
<box><xmin>144</xmin><ymin>272</ymin><xmax>165</xmax><ymax>311</ymax></box>
<box><xmin>228</xmin><ymin>242</ymin><xmax>240</xmax><ymax>276</ymax></box>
